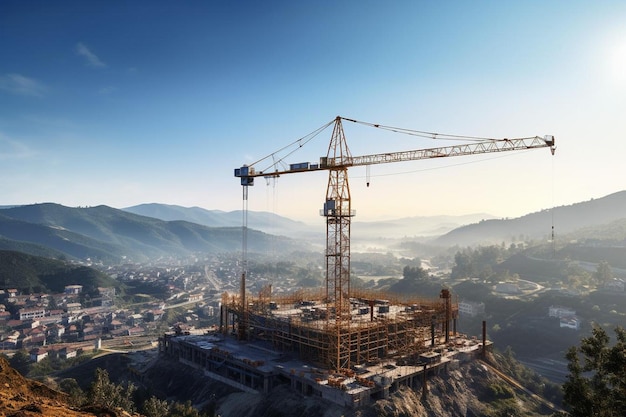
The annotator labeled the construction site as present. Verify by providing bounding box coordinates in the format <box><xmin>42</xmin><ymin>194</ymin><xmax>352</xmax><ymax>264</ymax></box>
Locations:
<box><xmin>220</xmin><ymin>287</ymin><xmax>460</xmax><ymax>370</ymax></box>
<box><xmin>160</xmin><ymin>116</ymin><xmax>554</xmax><ymax>407</ymax></box>
<box><xmin>160</xmin><ymin>284</ymin><xmax>491</xmax><ymax>408</ymax></box>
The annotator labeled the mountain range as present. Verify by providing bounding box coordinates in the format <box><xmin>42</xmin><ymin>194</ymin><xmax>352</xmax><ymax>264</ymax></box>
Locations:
<box><xmin>123</xmin><ymin>203</ymin><xmax>497</xmax><ymax>239</ymax></box>
<box><xmin>0</xmin><ymin>190</ymin><xmax>625</xmax><ymax>264</ymax></box>
<box><xmin>0</xmin><ymin>203</ymin><xmax>304</xmax><ymax>263</ymax></box>
<box><xmin>433</xmin><ymin>190</ymin><xmax>626</xmax><ymax>246</ymax></box>
<box><xmin>123</xmin><ymin>203</ymin><xmax>318</xmax><ymax>237</ymax></box>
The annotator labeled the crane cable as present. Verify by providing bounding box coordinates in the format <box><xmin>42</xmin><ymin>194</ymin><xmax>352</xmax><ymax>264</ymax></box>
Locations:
<box><xmin>250</xmin><ymin>119</ymin><xmax>334</xmax><ymax>173</ymax></box>
<box><xmin>551</xmin><ymin>155</ymin><xmax>556</xmax><ymax>258</ymax></box>
<box><xmin>341</xmin><ymin>117</ymin><xmax>538</xmax><ymax>142</ymax></box>
<box><xmin>265</xmin><ymin>175</ymin><xmax>278</xmax><ymax>282</ymax></box>
<box><xmin>248</xmin><ymin>116</ymin><xmax>543</xmax><ymax>177</ymax></box>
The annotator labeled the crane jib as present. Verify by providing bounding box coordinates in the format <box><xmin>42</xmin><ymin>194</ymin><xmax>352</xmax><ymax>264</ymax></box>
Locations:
<box><xmin>234</xmin><ymin>134</ymin><xmax>555</xmax><ymax>180</ymax></box>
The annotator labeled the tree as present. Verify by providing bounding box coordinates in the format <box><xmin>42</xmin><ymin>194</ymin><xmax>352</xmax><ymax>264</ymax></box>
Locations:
<box><xmin>9</xmin><ymin>349</ymin><xmax>31</xmax><ymax>376</ymax></box>
<box><xmin>594</xmin><ymin>260</ymin><xmax>613</xmax><ymax>286</ymax></box>
<box><xmin>389</xmin><ymin>265</ymin><xmax>430</xmax><ymax>293</ymax></box>
<box><xmin>143</xmin><ymin>396</ymin><xmax>169</xmax><ymax>417</ymax></box>
<box><xmin>169</xmin><ymin>400</ymin><xmax>205</xmax><ymax>417</ymax></box>
<box><xmin>88</xmin><ymin>368</ymin><xmax>136</xmax><ymax>412</ymax></box>
<box><xmin>562</xmin><ymin>325</ymin><xmax>626</xmax><ymax>416</ymax></box>
<box><xmin>59</xmin><ymin>378</ymin><xmax>86</xmax><ymax>406</ymax></box>
<box><xmin>402</xmin><ymin>265</ymin><xmax>428</xmax><ymax>282</ymax></box>
<box><xmin>451</xmin><ymin>251</ymin><xmax>474</xmax><ymax>279</ymax></box>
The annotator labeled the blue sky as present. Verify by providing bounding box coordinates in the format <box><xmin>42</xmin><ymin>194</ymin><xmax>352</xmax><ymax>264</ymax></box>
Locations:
<box><xmin>1</xmin><ymin>1</ymin><xmax>626</xmax><ymax>223</ymax></box>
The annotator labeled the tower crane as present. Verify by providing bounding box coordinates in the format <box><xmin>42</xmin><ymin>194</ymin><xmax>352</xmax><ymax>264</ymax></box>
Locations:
<box><xmin>234</xmin><ymin>116</ymin><xmax>555</xmax><ymax>369</ymax></box>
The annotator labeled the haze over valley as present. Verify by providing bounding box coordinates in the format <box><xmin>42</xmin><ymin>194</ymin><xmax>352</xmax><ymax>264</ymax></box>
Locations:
<box><xmin>3</xmin><ymin>1</ymin><xmax>626</xmax><ymax>415</ymax></box>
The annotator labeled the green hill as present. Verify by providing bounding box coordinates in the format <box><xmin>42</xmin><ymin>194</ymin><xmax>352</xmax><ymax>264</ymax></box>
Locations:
<box><xmin>0</xmin><ymin>250</ymin><xmax>120</xmax><ymax>295</ymax></box>
<box><xmin>434</xmin><ymin>190</ymin><xmax>626</xmax><ymax>246</ymax></box>
<box><xmin>0</xmin><ymin>204</ymin><xmax>307</xmax><ymax>263</ymax></box>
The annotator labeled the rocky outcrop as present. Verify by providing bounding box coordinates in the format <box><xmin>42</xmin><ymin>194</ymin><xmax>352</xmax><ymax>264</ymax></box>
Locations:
<box><xmin>0</xmin><ymin>356</ymin><xmax>132</xmax><ymax>417</ymax></box>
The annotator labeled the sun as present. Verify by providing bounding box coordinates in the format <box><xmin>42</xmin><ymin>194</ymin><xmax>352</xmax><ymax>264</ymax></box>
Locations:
<box><xmin>607</xmin><ymin>38</ymin><xmax>626</xmax><ymax>86</ymax></box>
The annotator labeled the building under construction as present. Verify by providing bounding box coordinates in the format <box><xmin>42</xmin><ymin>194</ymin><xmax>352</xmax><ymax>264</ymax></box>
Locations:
<box><xmin>160</xmin><ymin>287</ymin><xmax>489</xmax><ymax>409</ymax></box>
<box><xmin>228</xmin><ymin>116</ymin><xmax>552</xmax><ymax>372</ymax></box>
<box><xmin>220</xmin><ymin>287</ymin><xmax>458</xmax><ymax>371</ymax></box>
<box><xmin>158</xmin><ymin>117</ymin><xmax>550</xmax><ymax>407</ymax></box>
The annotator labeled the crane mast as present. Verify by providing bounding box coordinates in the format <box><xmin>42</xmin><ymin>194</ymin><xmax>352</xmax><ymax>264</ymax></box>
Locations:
<box><xmin>322</xmin><ymin>119</ymin><xmax>354</xmax><ymax>368</ymax></box>
<box><xmin>235</xmin><ymin>116</ymin><xmax>555</xmax><ymax>370</ymax></box>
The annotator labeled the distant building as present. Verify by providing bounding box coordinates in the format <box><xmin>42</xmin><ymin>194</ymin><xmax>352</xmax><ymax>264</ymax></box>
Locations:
<box><xmin>0</xmin><ymin>311</ymin><xmax>11</xmax><ymax>323</ymax></box>
<box><xmin>29</xmin><ymin>348</ymin><xmax>48</xmax><ymax>363</ymax></box>
<box><xmin>128</xmin><ymin>314</ymin><xmax>143</xmax><ymax>327</ymax></box>
<box><xmin>147</xmin><ymin>309</ymin><xmax>164</xmax><ymax>322</ymax></box>
<box><xmin>98</xmin><ymin>287</ymin><xmax>116</xmax><ymax>307</ymax></box>
<box><xmin>560</xmin><ymin>316</ymin><xmax>582</xmax><ymax>330</ymax></box>
<box><xmin>549</xmin><ymin>305</ymin><xmax>576</xmax><ymax>318</ymax></box>
<box><xmin>48</xmin><ymin>323</ymin><xmax>65</xmax><ymax>339</ymax></box>
<box><xmin>188</xmin><ymin>293</ymin><xmax>203</xmax><ymax>302</ymax></box>
<box><xmin>6</xmin><ymin>319</ymin><xmax>23</xmax><ymax>329</ymax></box>
<box><xmin>18</xmin><ymin>307</ymin><xmax>46</xmax><ymax>321</ymax></box>
<box><xmin>64</xmin><ymin>285</ymin><xmax>83</xmax><ymax>295</ymax></box>
<box><xmin>458</xmin><ymin>300</ymin><xmax>485</xmax><ymax>317</ymax></box>
<box><xmin>48</xmin><ymin>309</ymin><xmax>64</xmax><ymax>319</ymax></box>
<box><xmin>0</xmin><ymin>338</ymin><xmax>18</xmax><ymax>350</ymax></box>
<box><xmin>128</xmin><ymin>326</ymin><xmax>145</xmax><ymax>336</ymax></box>
<box><xmin>65</xmin><ymin>302</ymin><xmax>82</xmax><ymax>313</ymax></box>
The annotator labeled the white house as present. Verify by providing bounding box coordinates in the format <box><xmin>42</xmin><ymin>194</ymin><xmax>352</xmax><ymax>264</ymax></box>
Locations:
<box><xmin>458</xmin><ymin>300</ymin><xmax>485</xmax><ymax>317</ymax></box>
<box><xmin>549</xmin><ymin>305</ymin><xmax>576</xmax><ymax>318</ymax></box>
<box><xmin>29</xmin><ymin>348</ymin><xmax>48</xmax><ymax>363</ymax></box>
<box><xmin>560</xmin><ymin>316</ymin><xmax>581</xmax><ymax>330</ymax></box>
<box><xmin>18</xmin><ymin>307</ymin><xmax>46</xmax><ymax>321</ymax></box>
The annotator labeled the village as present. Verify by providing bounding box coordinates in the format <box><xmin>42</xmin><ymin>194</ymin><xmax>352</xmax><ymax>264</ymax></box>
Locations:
<box><xmin>0</xmin><ymin>259</ymin><xmax>234</xmax><ymax>363</ymax></box>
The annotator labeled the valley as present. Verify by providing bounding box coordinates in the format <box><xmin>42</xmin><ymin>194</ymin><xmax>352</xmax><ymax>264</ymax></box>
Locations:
<box><xmin>0</xmin><ymin>193</ymin><xmax>626</xmax><ymax>416</ymax></box>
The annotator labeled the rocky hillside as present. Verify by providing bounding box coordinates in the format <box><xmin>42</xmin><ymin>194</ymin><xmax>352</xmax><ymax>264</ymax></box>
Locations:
<box><xmin>2</xmin><ymin>350</ymin><xmax>560</xmax><ymax>417</ymax></box>
<box><xmin>0</xmin><ymin>356</ymin><xmax>124</xmax><ymax>417</ymax></box>
<box><xmin>138</xmin><ymin>354</ymin><xmax>559</xmax><ymax>417</ymax></box>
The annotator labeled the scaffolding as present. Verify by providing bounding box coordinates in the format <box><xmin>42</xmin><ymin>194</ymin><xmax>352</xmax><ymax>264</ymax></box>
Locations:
<box><xmin>221</xmin><ymin>287</ymin><xmax>458</xmax><ymax>370</ymax></box>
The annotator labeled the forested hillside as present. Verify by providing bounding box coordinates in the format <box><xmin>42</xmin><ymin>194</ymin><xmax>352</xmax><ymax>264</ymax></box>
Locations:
<box><xmin>434</xmin><ymin>190</ymin><xmax>626</xmax><ymax>246</ymax></box>
<box><xmin>0</xmin><ymin>250</ymin><xmax>120</xmax><ymax>295</ymax></box>
<box><xmin>0</xmin><ymin>204</ymin><xmax>308</xmax><ymax>263</ymax></box>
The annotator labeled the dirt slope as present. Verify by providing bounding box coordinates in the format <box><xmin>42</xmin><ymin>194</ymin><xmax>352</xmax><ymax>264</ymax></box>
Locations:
<box><xmin>0</xmin><ymin>356</ymin><xmax>126</xmax><ymax>417</ymax></box>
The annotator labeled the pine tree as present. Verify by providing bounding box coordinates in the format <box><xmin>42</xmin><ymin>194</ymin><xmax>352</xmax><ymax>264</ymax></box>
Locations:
<box><xmin>88</xmin><ymin>368</ymin><xmax>136</xmax><ymax>412</ymax></box>
<box><xmin>562</xmin><ymin>326</ymin><xmax>626</xmax><ymax>416</ymax></box>
<box><xmin>143</xmin><ymin>396</ymin><xmax>170</xmax><ymax>417</ymax></box>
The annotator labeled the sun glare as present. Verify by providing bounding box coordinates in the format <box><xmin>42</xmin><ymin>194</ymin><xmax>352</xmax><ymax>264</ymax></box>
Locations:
<box><xmin>607</xmin><ymin>38</ymin><xmax>626</xmax><ymax>86</ymax></box>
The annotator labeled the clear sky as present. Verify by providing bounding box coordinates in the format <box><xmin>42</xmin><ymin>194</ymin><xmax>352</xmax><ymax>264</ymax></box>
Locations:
<box><xmin>1</xmin><ymin>1</ymin><xmax>625</xmax><ymax>223</ymax></box>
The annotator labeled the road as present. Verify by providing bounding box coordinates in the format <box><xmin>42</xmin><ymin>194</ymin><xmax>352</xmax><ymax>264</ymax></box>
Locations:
<box><xmin>204</xmin><ymin>265</ymin><xmax>222</xmax><ymax>291</ymax></box>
